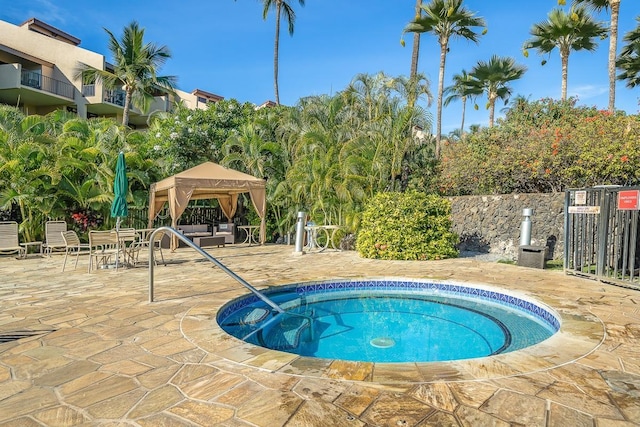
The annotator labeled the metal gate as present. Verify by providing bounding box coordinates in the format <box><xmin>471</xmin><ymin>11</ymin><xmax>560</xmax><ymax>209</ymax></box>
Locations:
<box><xmin>564</xmin><ymin>186</ymin><xmax>640</xmax><ymax>289</ymax></box>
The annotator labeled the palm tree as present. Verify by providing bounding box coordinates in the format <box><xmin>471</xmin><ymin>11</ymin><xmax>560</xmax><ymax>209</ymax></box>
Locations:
<box><xmin>523</xmin><ymin>7</ymin><xmax>607</xmax><ymax>101</ymax></box>
<box><xmin>395</xmin><ymin>73</ymin><xmax>433</xmax><ymax>110</ymax></box>
<box><xmin>469</xmin><ymin>55</ymin><xmax>527</xmax><ymax>127</ymax></box>
<box><xmin>0</xmin><ymin>107</ymin><xmax>57</xmax><ymax>241</ymax></box>
<box><xmin>75</xmin><ymin>21</ymin><xmax>177</xmax><ymax>127</ymax></box>
<box><xmin>616</xmin><ymin>16</ymin><xmax>640</xmax><ymax>88</ymax></box>
<box><xmin>222</xmin><ymin>123</ymin><xmax>281</xmax><ymax>179</ymax></box>
<box><xmin>343</xmin><ymin>73</ymin><xmax>393</xmax><ymax>122</ymax></box>
<box><xmin>403</xmin><ymin>0</ymin><xmax>486</xmax><ymax>159</ymax></box>
<box><xmin>443</xmin><ymin>70</ymin><xmax>481</xmax><ymax>136</ymax></box>
<box><xmin>571</xmin><ymin>0</ymin><xmax>621</xmax><ymax>112</ymax></box>
<box><xmin>261</xmin><ymin>0</ymin><xmax>306</xmax><ymax>105</ymax></box>
<box><xmin>501</xmin><ymin>94</ymin><xmax>531</xmax><ymax>116</ymax></box>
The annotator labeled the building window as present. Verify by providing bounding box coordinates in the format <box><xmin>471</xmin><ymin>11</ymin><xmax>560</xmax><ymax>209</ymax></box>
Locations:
<box><xmin>197</xmin><ymin>96</ymin><xmax>207</xmax><ymax>104</ymax></box>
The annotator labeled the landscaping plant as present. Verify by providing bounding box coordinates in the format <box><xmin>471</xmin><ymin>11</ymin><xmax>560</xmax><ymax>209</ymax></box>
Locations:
<box><xmin>356</xmin><ymin>191</ymin><xmax>458</xmax><ymax>260</ymax></box>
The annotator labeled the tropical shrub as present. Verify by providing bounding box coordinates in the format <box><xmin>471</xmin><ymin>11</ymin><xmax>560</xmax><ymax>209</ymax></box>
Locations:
<box><xmin>438</xmin><ymin>98</ymin><xmax>640</xmax><ymax>195</ymax></box>
<box><xmin>356</xmin><ymin>191</ymin><xmax>458</xmax><ymax>260</ymax></box>
<box><xmin>0</xmin><ymin>106</ymin><xmax>162</xmax><ymax>241</ymax></box>
<box><xmin>147</xmin><ymin>99</ymin><xmax>256</xmax><ymax>175</ymax></box>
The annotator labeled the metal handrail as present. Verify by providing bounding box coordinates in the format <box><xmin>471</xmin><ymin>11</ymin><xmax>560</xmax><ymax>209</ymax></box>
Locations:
<box><xmin>148</xmin><ymin>226</ymin><xmax>315</xmax><ymax>342</ymax></box>
<box><xmin>147</xmin><ymin>226</ymin><xmax>284</xmax><ymax>313</ymax></box>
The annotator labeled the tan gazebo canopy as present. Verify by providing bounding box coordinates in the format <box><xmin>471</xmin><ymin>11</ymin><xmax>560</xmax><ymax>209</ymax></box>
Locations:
<box><xmin>148</xmin><ymin>162</ymin><xmax>266</xmax><ymax>249</ymax></box>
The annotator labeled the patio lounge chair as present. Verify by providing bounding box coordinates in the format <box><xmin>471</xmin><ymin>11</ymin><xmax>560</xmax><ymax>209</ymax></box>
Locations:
<box><xmin>43</xmin><ymin>221</ymin><xmax>68</xmax><ymax>256</ymax></box>
<box><xmin>0</xmin><ymin>221</ymin><xmax>25</xmax><ymax>258</ymax></box>
<box><xmin>60</xmin><ymin>230</ymin><xmax>90</xmax><ymax>272</ymax></box>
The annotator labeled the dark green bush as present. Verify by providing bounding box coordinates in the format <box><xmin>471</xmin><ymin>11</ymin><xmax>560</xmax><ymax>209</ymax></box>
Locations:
<box><xmin>356</xmin><ymin>191</ymin><xmax>459</xmax><ymax>260</ymax></box>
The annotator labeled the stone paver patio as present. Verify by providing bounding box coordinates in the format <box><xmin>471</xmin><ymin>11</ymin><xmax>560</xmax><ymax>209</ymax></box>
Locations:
<box><xmin>0</xmin><ymin>244</ymin><xmax>639</xmax><ymax>426</ymax></box>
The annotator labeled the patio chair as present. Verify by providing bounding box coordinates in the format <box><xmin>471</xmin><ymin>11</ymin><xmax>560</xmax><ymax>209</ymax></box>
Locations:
<box><xmin>43</xmin><ymin>221</ymin><xmax>67</xmax><ymax>256</ymax></box>
<box><xmin>129</xmin><ymin>229</ymin><xmax>166</xmax><ymax>266</ymax></box>
<box><xmin>88</xmin><ymin>230</ymin><xmax>119</xmax><ymax>273</ymax></box>
<box><xmin>115</xmin><ymin>228</ymin><xmax>138</xmax><ymax>266</ymax></box>
<box><xmin>0</xmin><ymin>221</ymin><xmax>25</xmax><ymax>258</ymax></box>
<box><xmin>214</xmin><ymin>223</ymin><xmax>235</xmax><ymax>244</ymax></box>
<box><xmin>60</xmin><ymin>230</ymin><xmax>90</xmax><ymax>272</ymax></box>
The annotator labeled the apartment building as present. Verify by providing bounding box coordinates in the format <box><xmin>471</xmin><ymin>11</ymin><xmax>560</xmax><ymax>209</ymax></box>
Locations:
<box><xmin>0</xmin><ymin>18</ymin><xmax>223</xmax><ymax>128</ymax></box>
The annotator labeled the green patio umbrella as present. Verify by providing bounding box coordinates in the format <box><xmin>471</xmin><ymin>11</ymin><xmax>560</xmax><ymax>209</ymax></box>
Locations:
<box><xmin>110</xmin><ymin>151</ymin><xmax>128</xmax><ymax>268</ymax></box>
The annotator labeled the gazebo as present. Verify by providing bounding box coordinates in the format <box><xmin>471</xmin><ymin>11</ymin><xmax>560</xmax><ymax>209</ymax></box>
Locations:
<box><xmin>148</xmin><ymin>162</ymin><xmax>266</xmax><ymax>249</ymax></box>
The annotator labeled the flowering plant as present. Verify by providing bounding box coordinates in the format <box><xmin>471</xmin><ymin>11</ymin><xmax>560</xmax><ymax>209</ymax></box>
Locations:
<box><xmin>70</xmin><ymin>209</ymin><xmax>103</xmax><ymax>232</ymax></box>
<box><xmin>438</xmin><ymin>98</ymin><xmax>640</xmax><ymax>195</ymax></box>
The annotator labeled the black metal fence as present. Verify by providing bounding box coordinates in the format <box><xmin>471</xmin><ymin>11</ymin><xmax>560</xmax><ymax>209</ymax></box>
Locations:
<box><xmin>564</xmin><ymin>186</ymin><xmax>640</xmax><ymax>289</ymax></box>
<box><xmin>124</xmin><ymin>205</ymin><xmax>251</xmax><ymax>234</ymax></box>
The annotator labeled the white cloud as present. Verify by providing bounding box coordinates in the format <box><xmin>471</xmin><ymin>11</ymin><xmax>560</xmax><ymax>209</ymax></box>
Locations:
<box><xmin>569</xmin><ymin>84</ymin><xmax>608</xmax><ymax>100</ymax></box>
<box><xmin>26</xmin><ymin>0</ymin><xmax>67</xmax><ymax>25</ymax></box>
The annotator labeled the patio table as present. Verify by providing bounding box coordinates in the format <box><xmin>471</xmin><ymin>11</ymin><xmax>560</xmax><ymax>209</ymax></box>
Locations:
<box><xmin>238</xmin><ymin>225</ymin><xmax>260</xmax><ymax>245</ymax></box>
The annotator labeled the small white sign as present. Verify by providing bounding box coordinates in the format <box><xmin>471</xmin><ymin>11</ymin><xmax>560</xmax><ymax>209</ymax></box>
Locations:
<box><xmin>568</xmin><ymin>206</ymin><xmax>600</xmax><ymax>214</ymax></box>
<box><xmin>575</xmin><ymin>191</ymin><xmax>587</xmax><ymax>205</ymax></box>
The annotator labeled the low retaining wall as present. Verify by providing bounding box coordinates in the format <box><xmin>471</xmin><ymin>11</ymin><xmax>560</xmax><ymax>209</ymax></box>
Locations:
<box><xmin>449</xmin><ymin>193</ymin><xmax>565</xmax><ymax>260</ymax></box>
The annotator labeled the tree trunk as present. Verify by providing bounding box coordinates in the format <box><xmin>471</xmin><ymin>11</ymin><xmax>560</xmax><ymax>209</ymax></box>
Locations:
<box><xmin>18</xmin><ymin>199</ymin><xmax>30</xmax><ymax>242</ymax></box>
<box><xmin>561</xmin><ymin>50</ymin><xmax>568</xmax><ymax>101</ymax></box>
<box><xmin>488</xmin><ymin>92</ymin><xmax>496</xmax><ymax>127</ymax></box>
<box><xmin>460</xmin><ymin>95</ymin><xmax>466</xmax><ymax>137</ymax></box>
<box><xmin>410</xmin><ymin>0</ymin><xmax>422</xmax><ymax>79</ymax></box>
<box><xmin>435</xmin><ymin>41</ymin><xmax>447</xmax><ymax>159</ymax></box>
<box><xmin>410</xmin><ymin>34</ymin><xmax>421</xmax><ymax>78</ymax></box>
<box><xmin>122</xmin><ymin>88</ymin><xmax>132</xmax><ymax>127</ymax></box>
<box><xmin>273</xmin><ymin>2</ymin><xmax>281</xmax><ymax>105</ymax></box>
<box><xmin>607</xmin><ymin>0</ymin><xmax>620</xmax><ymax>113</ymax></box>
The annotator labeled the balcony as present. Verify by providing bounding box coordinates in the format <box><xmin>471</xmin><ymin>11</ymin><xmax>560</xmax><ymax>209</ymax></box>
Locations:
<box><xmin>82</xmin><ymin>84</ymin><xmax>95</xmax><ymax>97</ymax></box>
<box><xmin>21</xmin><ymin>70</ymin><xmax>74</xmax><ymax>99</ymax></box>
<box><xmin>82</xmin><ymin>86</ymin><xmax>172</xmax><ymax>128</ymax></box>
<box><xmin>0</xmin><ymin>64</ymin><xmax>75</xmax><ymax>108</ymax></box>
<box><xmin>104</xmin><ymin>89</ymin><xmax>125</xmax><ymax>107</ymax></box>
<box><xmin>83</xmin><ymin>86</ymin><xmax>128</xmax><ymax>121</ymax></box>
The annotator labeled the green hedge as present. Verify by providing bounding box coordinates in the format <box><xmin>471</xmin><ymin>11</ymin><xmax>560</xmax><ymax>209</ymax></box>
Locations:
<box><xmin>356</xmin><ymin>191</ymin><xmax>459</xmax><ymax>260</ymax></box>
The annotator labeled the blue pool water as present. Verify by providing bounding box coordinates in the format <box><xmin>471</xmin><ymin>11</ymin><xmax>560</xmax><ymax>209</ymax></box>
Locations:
<box><xmin>218</xmin><ymin>279</ymin><xmax>560</xmax><ymax>363</ymax></box>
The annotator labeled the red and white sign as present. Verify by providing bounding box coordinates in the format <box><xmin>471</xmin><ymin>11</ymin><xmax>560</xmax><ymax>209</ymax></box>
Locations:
<box><xmin>618</xmin><ymin>190</ymin><xmax>640</xmax><ymax>210</ymax></box>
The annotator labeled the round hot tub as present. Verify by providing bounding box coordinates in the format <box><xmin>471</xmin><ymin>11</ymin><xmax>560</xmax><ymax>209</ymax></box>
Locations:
<box><xmin>218</xmin><ymin>279</ymin><xmax>560</xmax><ymax>363</ymax></box>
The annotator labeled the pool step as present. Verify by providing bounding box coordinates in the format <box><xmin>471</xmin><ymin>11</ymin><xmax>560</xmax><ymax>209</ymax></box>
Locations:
<box><xmin>263</xmin><ymin>316</ymin><xmax>309</xmax><ymax>350</ymax></box>
<box><xmin>220</xmin><ymin>307</ymin><xmax>271</xmax><ymax>326</ymax></box>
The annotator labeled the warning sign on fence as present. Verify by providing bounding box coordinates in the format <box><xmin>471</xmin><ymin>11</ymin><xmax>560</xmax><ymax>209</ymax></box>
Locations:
<box><xmin>568</xmin><ymin>206</ymin><xmax>601</xmax><ymax>214</ymax></box>
<box><xmin>617</xmin><ymin>190</ymin><xmax>640</xmax><ymax>210</ymax></box>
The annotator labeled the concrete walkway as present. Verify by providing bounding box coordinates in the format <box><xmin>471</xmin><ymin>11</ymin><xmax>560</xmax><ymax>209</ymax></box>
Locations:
<box><xmin>0</xmin><ymin>245</ymin><xmax>639</xmax><ymax>426</ymax></box>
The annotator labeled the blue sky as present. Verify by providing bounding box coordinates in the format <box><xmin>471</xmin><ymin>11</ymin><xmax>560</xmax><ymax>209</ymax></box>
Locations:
<box><xmin>2</xmin><ymin>0</ymin><xmax>639</xmax><ymax>135</ymax></box>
